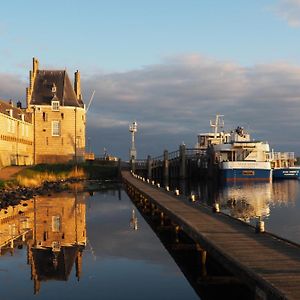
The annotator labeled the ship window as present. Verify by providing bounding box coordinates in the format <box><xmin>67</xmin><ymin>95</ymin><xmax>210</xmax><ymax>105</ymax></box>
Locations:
<box><xmin>52</xmin><ymin>121</ymin><xmax>60</xmax><ymax>136</ymax></box>
<box><xmin>242</xmin><ymin>170</ymin><xmax>255</xmax><ymax>176</ymax></box>
<box><xmin>51</xmin><ymin>101</ymin><xmax>60</xmax><ymax>111</ymax></box>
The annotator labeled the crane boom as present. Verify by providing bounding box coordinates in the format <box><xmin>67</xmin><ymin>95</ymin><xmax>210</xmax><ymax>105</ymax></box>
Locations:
<box><xmin>86</xmin><ymin>90</ymin><xmax>95</xmax><ymax>113</ymax></box>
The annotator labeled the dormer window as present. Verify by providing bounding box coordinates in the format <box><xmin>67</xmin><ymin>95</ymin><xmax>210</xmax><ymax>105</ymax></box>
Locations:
<box><xmin>51</xmin><ymin>83</ymin><xmax>57</xmax><ymax>93</ymax></box>
<box><xmin>52</xmin><ymin>101</ymin><xmax>60</xmax><ymax>111</ymax></box>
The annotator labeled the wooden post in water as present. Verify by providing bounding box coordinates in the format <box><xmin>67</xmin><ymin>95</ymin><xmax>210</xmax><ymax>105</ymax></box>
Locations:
<box><xmin>118</xmin><ymin>158</ymin><xmax>121</xmax><ymax>179</ymax></box>
<box><xmin>147</xmin><ymin>155</ymin><xmax>152</xmax><ymax>180</ymax></box>
<box><xmin>179</xmin><ymin>144</ymin><xmax>186</xmax><ymax>179</ymax></box>
<box><xmin>130</xmin><ymin>158</ymin><xmax>136</xmax><ymax>173</ymax></box>
<box><xmin>163</xmin><ymin>150</ymin><xmax>169</xmax><ymax>187</ymax></box>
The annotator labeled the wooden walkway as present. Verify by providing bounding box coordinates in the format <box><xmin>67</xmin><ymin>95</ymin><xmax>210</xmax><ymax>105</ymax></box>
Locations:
<box><xmin>122</xmin><ymin>171</ymin><xmax>300</xmax><ymax>300</ymax></box>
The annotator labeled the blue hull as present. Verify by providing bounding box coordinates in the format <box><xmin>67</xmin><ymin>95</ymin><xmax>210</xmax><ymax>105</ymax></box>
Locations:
<box><xmin>272</xmin><ymin>168</ymin><xmax>300</xmax><ymax>179</ymax></box>
<box><xmin>221</xmin><ymin>169</ymin><xmax>271</xmax><ymax>182</ymax></box>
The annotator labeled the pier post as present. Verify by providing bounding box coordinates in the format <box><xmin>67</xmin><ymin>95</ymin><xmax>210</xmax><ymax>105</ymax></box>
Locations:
<box><xmin>147</xmin><ymin>155</ymin><xmax>152</xmax><ymax>180</ymax></box>
<box><xmin>196</xmin><ymin>244</ymin><xmax>207</xmax><ymax>277</ymax></box>
<box><xmin>130</xmin><ymin>158</ymin><xmax>136</xmax><ymax>173</ymax></box>
<box><xmin>118</xmin><ymin>158</ymin><xmax>121</xmax><ymax>179</ymax></box>
<box><xmin>179</xmin><ymin>144</ymin><xmax>186</xmax><ymax>179</ymax></box>
<box><xmin>163</xmin><ymin>150</ymin><xmax>169</xmax><ymax>186</ymax></box>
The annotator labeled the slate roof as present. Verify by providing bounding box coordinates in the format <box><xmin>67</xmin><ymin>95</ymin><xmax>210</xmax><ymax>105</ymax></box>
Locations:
<box><xmin>0</xmin><ymin>99</ymin><xmax>32</xmax><ymax>123</ymax></box>
<box><xmin>30</xmin><ymin>70</ymin><xmax>84</xmax><ymax>107</ymax></box>
<box><xmin>32</xmin><ymin>246</ymin><xmax>79</xmax><ymax>281</ymax></box>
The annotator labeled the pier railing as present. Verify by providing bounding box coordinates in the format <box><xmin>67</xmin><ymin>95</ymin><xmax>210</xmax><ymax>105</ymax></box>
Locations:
<box><xmin>131</xmin><ymin>145</ymin><xmax>206</xmax><ymax>179</ymax></box>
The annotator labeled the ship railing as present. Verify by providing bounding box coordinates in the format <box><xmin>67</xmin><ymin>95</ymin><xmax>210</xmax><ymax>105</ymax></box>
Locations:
<box><xmin>273</xmin><ymin>152</ymin><xmax>295</xmax><ymax>160</ymax></box>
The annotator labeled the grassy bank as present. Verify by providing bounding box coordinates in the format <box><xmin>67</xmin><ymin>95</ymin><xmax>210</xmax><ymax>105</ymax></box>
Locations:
<box><xmin>0</xmin><ymin>161</ymin><xmax>120</xmax><ymax>189</ymax></box>
<box><xmin>15</xmin><ymin>164</ymin><xmax>85</xmax><ymax>187</ymax></box>
<box><xmin>17</xmin><ymin>162</ymin><xmax>119</xmax><ymax>187</ymax></box>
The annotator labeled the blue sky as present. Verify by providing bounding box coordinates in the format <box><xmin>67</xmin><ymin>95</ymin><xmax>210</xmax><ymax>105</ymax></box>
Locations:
<box><xmin>1</xmin><ymin>0</ymin><xmax>300</xmax><ymax>158</ymax></box>
<box><xmin>1</xmin><ymin>0</ymin><xmax>300</xmax><ymax>74</ymax></box>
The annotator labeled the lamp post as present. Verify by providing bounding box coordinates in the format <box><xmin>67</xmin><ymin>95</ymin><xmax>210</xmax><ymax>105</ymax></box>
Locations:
<box><xmin>129</xmin><ymin>121</ymin><xmax>137</xmax><ymax>160</ymax></box>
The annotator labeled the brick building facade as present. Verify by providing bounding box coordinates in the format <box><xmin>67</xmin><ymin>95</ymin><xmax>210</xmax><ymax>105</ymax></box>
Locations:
<box><xmin>0</xmin><ymin>100</ymin><xmax>33</xmax><ymax>168</ymax></box>
<box><xmin>26</xmin><ymin>58</ymin><xmax>86</xmax><ymax>164</ymax></box>
<box><xmin>0</xmin><ymin>58</ymin><xmax>86</xmax><ymax>168</ymax></box>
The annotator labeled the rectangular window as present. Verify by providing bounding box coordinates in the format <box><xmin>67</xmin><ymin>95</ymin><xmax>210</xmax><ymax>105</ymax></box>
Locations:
<box><xmin>11</xmin><ymin>120</ymin><xmax>15</xmax><ymax>133</ymax></box>
<box><xmin>7</xmin><ymin>119</ymin><xmax>11</xmax><ymax>132</ymax></box>
<box><xmin>52</xmin><ymin>121</ymin><xmax>60</xmax><ymax>136</ymax></box>
<box><xmin>51</xmin><ymin>101</ymin><xmax>60</xmax><ymax>111</ymax></box>
<box><xmin>25</xmin><ymin>125</ymin><xmax>29</xmax><ymax>137</ymax></box>
<box><xmin>52</xmin><ymin>216</ymin><xmax>61</xmax><ymax>232</ymax></box>
<box><xmin>21</xmin><ymin>124</ymin><xmax>25</xmax><ymax>136</ymax></box>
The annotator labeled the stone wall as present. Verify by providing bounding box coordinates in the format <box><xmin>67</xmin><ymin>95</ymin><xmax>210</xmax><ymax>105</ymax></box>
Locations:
<box><xmin>32</xmin><ymin>106</ymin><xmax>85</xmax><ymax>164</ymax></box>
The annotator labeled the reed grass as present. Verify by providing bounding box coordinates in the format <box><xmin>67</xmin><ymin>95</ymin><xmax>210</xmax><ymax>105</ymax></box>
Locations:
<box><xmin>16</xmin><ymin>164</ymin><xmax>85</xmax><ymax>187</ymax></box>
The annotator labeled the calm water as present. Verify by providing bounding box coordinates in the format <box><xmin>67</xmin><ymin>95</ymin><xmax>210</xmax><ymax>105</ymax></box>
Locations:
<box><xmin>169</xmin><ymin>179</ymin><xmax>300</xmax><ymax>244</ymax></box>
<box><xmin>1</xmin><ymin>179</ymin><xmax>299</xmax><ymax>300</ymax></box>
<box><xmin>0</xmin><ymin>183</ymin><xmax>199</xmax><ymax>300</ymax></box>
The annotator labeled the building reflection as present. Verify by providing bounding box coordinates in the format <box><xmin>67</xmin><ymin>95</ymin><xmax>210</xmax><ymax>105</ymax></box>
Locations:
<box><xmin>0</xmin><ymin>199</ymin><xmax>34</xmax><ymax>255</ymax></box>
<box><xmin>29</xmin><ymin>191</ymin><xmax>87</xmax><ymax>294</ymax></box>
<box><xmin>0</xmin><ymin>191</ymin><xmax>87</xmax><ymax>294</ymax></box>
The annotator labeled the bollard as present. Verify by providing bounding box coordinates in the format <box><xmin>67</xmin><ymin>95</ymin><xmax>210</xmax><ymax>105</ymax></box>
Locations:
<box><xmin>256</xmin><ymin>218</ymin><xmax>265</xmax><ymax>233</ymax></box>
<box><xmin>142</xmin><ymin>178</ymin><xmax>145</xmax><ymax>181</ymax></box>
<box><xmin>190</xmin><ymin>194</ymin><xmax>196</xmax><ymax>202</ymax></box>
<box><xmin>175</xmin><ymin>189</ymin><xmax>180</xmax><ymax>196</ymax></box>
<box><xmin>166</xmin><ymin>186</ymin><xmax>169</xmax><ymax>191</ymax></box>
<box><xmin>152</xmin><ymin>180</ymin><xmax>155</xmax><ymax>185</ymax></box>
<box><xmin>212</xmin><ymin>203</ymin><xmax>220</xmax><ymax>213</ymax></box>
<box><xmin>157</xmin><ymin>183</ymin><xmax>160</xmax><ymax>188</ymax></box>
<box><xmin>147</xmin><ymin>179</ymin><xmax>150</xmax><ymax>183</ymax></box>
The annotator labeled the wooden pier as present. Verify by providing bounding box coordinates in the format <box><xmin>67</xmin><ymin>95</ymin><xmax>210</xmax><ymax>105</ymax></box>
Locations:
<box><xmin>122</xmin><ymin>171</ymin><xmax>300</xmax><ymax>300</ymax></box>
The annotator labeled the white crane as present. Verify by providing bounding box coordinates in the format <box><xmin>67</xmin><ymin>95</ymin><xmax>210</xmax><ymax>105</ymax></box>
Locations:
<box><xmin>86</xmin><ymin>90</ymin><xmax>96</xmax><ymax>113</ymax></box>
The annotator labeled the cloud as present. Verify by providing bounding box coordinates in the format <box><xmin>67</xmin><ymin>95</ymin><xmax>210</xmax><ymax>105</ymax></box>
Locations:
<box><xmin>1</xmin><ymin>54</ymin><xmax>300</xmax><ymax>159</ymax></box>
<box><xmin>0</xmin><ymin>73</ymin><xmax>25</xmax><ymax>102</ymax></box>
<box><xmin>272</xmin><ymin>0</ymin><xmax>300</xmax><ymax>27</ymax></box>
<box><xmin>82</xmin><ymin>54</ymin><xmax>300</xmax><ymax>159</ymax></box>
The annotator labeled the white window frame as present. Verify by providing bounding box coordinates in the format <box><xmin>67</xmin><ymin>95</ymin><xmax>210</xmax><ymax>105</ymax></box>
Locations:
<box><xmin>51</xmin><ymin>100</ymin><xmax>60</xmax><ymax>111</ymax></box>
<box><xmin>52</xmin><ymin>215</ymin><xmax>61</xmax><ymax>232</ymax></box>
<box><xmin>52</xmin><ymin>120</ymin><xmax>60</xmax><ymax>136</ymax></box>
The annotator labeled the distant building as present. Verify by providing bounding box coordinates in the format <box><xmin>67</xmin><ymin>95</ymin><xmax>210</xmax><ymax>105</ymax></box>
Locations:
<box><xmin>26</xmin><ymin>58</ymin><xmax>86</xmax><ymax>164</ymax></box>
<box><xmin>0</xmin><ymin>99</ymin><xmax>33</xmax><ymax>168</ymax></box>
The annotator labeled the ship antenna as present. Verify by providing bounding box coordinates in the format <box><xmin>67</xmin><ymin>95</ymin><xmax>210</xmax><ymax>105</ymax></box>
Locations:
<box><xmin>210</xmin><ymin>114</ymin><xmax>224</xmax><ymax>138</ymax></box>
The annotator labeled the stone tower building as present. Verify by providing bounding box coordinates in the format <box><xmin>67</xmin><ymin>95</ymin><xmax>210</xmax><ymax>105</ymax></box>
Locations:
<box><xmin>26</xmin><ymin>58</ymin><xmax>85</xmax><ymax>164</ymax></box>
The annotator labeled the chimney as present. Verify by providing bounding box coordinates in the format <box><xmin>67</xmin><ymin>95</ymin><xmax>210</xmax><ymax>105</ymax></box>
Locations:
<box><xmin>27</xmin><ymin>57</ymin><xmax>39</xmax><ymax>108</ymax></box>
<box><xmin>74</xmin><ymin>70</ymin><xmax>82</xmax><ymax>101</ymax></box>
<box><xmin>33</xmin><ymin>57</ymin><xmax>39</xmax><ymax>75</ymax></box>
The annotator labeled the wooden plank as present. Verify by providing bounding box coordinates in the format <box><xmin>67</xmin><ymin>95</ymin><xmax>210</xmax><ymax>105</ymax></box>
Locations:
<box><xmin>123</xmin><ymin>171</ymin><xmax>300</xmax><ymax>300</ymax></box>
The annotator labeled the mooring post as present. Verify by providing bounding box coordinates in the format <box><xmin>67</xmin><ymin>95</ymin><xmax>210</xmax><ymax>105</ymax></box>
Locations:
<box><xmin>147</xmin><ymin>155</ymin><xmax>152</xmax><ymax>180</ymax></box>
<box><xmin>118</xmin><ymin>158</ymin><xmax>121</xmax><ymax>179</ymax></box>
<box><xmin>163</xmin><ymin>150</ymin><xmax>169</xmax><ymax>187</ymax></box>
<box><xmin>196</xmin><ymin>244</ymin><xmax>207</xmax><ymax>277</ymax></box>
<box><xmin>179</xmin><ymin>144</ymin><xmax>186</xmax><ymax>179</ymax></box>
<box><xmin>131</xmin><ymin>158</ymin><xmax>136</xmax><ymax>174</ymax></box>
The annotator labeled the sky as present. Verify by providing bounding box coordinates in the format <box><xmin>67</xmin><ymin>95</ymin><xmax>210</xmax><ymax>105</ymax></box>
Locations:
<box><xmin>1</xmin><ymin>0</ymin><xmax>300</xmax><ymax>159</ymax></box>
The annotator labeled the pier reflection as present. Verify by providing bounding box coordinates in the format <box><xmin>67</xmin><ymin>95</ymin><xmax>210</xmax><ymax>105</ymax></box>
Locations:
<box><xmin>0</xmin><ymin>190</ymin><xmax>87</xmax><ymax>294</ymax></box>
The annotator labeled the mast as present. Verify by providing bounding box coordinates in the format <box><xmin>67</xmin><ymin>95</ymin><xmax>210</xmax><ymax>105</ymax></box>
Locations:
<box><xmin>210</xmin><ymin>114</ymin><xmax>224</xmax><ymax>139</ymax></box>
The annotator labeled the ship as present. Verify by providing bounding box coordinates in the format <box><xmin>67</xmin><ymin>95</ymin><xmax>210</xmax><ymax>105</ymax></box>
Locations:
<box><xmin>196</xmin><ymin>115</ymin><xmax>272</xmax><ymax>182</ymax></box>
<box><xmin>270</xmin><ymin>151</ymin><xmax>300</xmax><ymax>179</ymax></box>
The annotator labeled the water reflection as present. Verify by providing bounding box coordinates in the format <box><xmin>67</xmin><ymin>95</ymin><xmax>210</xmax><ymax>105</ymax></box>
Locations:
<box><xmin>0</xmin><ymin>191</ymin><xmax>87</xmax><ymax>295</ymax></box>
<box><xmin>169</xmin><ymin>179</ymin><xmax>300</xmax><ymax>243</ymax></box>
<box><xmin>0</xmin><ymin>185</ymin><xmax>200</xmax><ymax>300</ymax></box>
<box><xmin>30</xmin><ymin>191</ymin><xmax>87</xmax><ymax>294</ymax></box>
